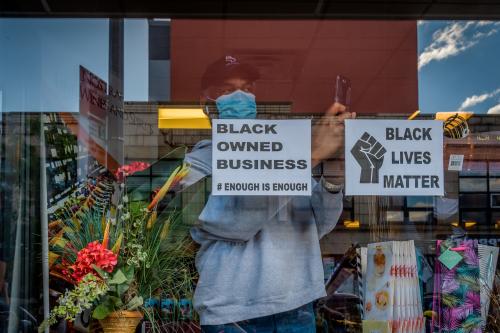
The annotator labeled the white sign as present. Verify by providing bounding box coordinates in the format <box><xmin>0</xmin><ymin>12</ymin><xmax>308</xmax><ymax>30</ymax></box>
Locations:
<box><xmin>212</xmin><ymin>119</ymin><xmax>311</xmax><ymax>196</ymax></box>
<box><xmin>345</xmin><ymin>119</ymin><xmax>444</xmax><ymax>196</ymax></box>
<box><xmin>448</xmin><ymin>154</ymin><xmax>464</xmax><ymax>171</ymax></box>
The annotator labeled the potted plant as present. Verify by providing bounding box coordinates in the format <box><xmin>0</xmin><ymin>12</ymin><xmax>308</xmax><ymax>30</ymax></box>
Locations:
<box><xmin>40</xmin><ymin>159</ymin><xmax>194</xmax><ymax>333</ymax></box>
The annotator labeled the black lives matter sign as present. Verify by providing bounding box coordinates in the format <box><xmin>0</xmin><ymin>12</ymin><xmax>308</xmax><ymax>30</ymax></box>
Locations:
<box><xmin>212</xmin><ymin>119</ymin><xmax>311</xmax><ymax>196</ymax></box>
<box><xmin>345</xmin><ymin>119</ymin><xmax>443</xmax><ymax>196</ymax></box>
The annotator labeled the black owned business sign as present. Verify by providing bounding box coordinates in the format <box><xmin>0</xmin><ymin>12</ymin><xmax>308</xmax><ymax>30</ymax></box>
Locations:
<box><xmin>212</xmin><ymin>119</ymin><xmax>311</xmax><ymax>196</ymax></box>
<box><xmin>345</xmin><ymin>119</ymin><xmax>444</xmax><ymax>196</ymax></box>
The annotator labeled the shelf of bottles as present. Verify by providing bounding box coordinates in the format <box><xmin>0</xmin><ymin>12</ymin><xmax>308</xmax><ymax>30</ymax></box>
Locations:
<box><xmin>43</xmin><ymin>113</ymin><xmax>104</xmax><ymax>213</ymax></box>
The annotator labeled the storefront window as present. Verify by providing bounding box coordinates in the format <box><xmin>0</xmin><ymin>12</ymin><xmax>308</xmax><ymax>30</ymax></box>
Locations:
<box><xmin>460</xmin><ymin>178</ymin><xmax>488</xmax><ymax>192</ymax></box>
<box><xmin>0</xmin><ymin>15</ymin><xmax>499</xmax><ymax>333</ymax></box>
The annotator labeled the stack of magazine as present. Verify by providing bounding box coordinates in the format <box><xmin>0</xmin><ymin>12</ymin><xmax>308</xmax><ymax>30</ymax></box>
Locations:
<box><xmin>362</xmin><ymin>240</ymin><xmax>425</xmax><ymax>333</ymax></box>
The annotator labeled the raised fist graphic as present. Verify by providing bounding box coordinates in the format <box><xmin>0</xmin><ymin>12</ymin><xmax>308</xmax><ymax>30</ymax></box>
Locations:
<box><xmin>350</xmin><ymin>132</ymin><xmax>386</xmax><ymax>184</ymax></box>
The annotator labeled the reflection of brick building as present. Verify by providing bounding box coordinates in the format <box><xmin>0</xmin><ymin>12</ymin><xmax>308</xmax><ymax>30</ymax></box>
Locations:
<box><xmin>171</xmin><ymin>20</ymin><xmax>418</xmax><ymax>115</ymax></box>
<box><xmin>122</xmin><ymin>104</ymin><xmax>500</xmax><ymax>254</ymax></box>
<box><xmin>443</xmin><ymin>116</ymin><xmax>500</xmax><ymax>247</ymax></box>
<box><xmin>325</xmin><ymin>115</ymin><xmax>500</xmax><ymax>255</ymax></box>
<box><xmin>123</xmin><ymin>101</ymin><xmax>294</xmax><ymax>161</ymax></box>
<box><xmin>3</xmin><ymin>109</ymin><xmax>499</xmax><ymax>256</ymax></box>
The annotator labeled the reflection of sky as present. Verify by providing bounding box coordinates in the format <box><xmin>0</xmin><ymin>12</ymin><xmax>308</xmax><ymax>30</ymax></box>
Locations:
<box><xmin>418</xmin><ymin>21</ymin><xmax>500</xmax><ymax>114</ymax></box>
<box><xmin>0</xmin><ymin>18</ymin><xmax>148</xmax><ymax>112</ymax></box>
<box><xmin>124</xmin><ymin>19</ymin><xmax>148</xmax><ymax>101</ymax></box>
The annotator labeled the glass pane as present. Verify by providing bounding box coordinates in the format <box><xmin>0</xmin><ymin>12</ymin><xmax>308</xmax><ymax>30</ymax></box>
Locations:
<box><xmin>489</xmin><ymin>161</ymin><xmax>500</xmax><ymax>176</ymax></box>
<box><xmin>407</xmin><ymin>196</ymin><xmax>433</xmax><ymax>208</ymax></box>
<box><xmin>492</xmin><ymin>211</ymin><xmax>500</xmax><ymax>226</ymax></box>
<box><xmin>387</xmin><ymin>196</ymin><xmax>405</xmax><ymax>208</ymax></box>
<box><xmin>386</xmin><ymin>211</ymin><xmax>404</xmax><ymax>222</ymax></box>
<box><xmin>461</xmin><ymin>211</ymin><xmax>488</xmax><ymax>225</ymax></box>
<box><xmin>459</xmin><ymin>178</ymin><xmax>487</xmax><ymax>192</ymax></box>
<box><xmin>460</xmin><ymin>194</ymin><xmax>489</xmax><ymax>208</ymax></box>
<box><xmin>489</xmin><ymin>177</ymin><xmax>500</xmax><ymax>191</ymax></box>
<box><xmin>460</xmin><ymin>161</ymin><xmax>487</xmax><ymax>176</ymax></box>
<box><xmin>340</xmin><ymin>210</ymin><xmax>352</xmax><ymax>221</ymax></box>
<box><xmin>409</xmin><ymin>211</ymin><xmax>432</xmax><ymax>223</ymax></box>
<box><xmin>1</xmin><ymin>16</ymin><xmax>500</xmax><ymax>333</ymax></box>
<box><xmin>491</xmin><ymin>194</ymin><xmax>500</xmax><ymax>208</ymax></box>
<box><xmin>343</xmin><ymin>196</ymin><xmax>353</xmax><ymax>209</ymax></box>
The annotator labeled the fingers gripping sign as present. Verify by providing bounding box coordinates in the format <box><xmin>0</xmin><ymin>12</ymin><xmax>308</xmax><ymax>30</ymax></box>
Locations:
<box><xmin>311</xmin><ymin>103</ymin><xmax>356</xmax><ymax>167</ymax></box>
<box><xmin>351</xmin><ymin>132</ymin><xmax>386</xmax><ymax>184</ymax></box>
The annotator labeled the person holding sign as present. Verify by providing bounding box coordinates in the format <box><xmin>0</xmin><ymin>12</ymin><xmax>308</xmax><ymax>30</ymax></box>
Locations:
<box><xmin>181</xmin><ymin>55</ymin><xmax>355</xmax><ymax>332</ymax></box>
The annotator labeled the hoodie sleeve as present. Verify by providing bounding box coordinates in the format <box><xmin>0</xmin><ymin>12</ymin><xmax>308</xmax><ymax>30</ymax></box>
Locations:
<box><xmin>180</xmin><ymin>139</ymin><xmax>213</xmax><ymax>188</ymax></box>
<box><xmin>310</xmin><ymin>178</ymin><xmax>344</xmax><ymax>239</ymax></box>
<box><xmin>182</xmin><ymin>140</ymin><xmax>273</xmax><ymax>243</ymax></box>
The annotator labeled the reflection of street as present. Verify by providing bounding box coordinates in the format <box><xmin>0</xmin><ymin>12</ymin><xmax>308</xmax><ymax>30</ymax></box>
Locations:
<box><xmin>0</xmin><ymin>113</ymin><xmax>43</xmax><ymax>332</ymax></box>
<box><xmin>121</xmin><ymin>104</ymin><xmax>500</xmax><ymax>256</ymax></box>
<box><xmin>0</xmin><ymin>256</ymin><xmax>8</xmax><ymax>332</ymax></box>
<box><xmin>6</xmin><ymin>110</ymin><xmax>500</xmax><ymax>261</ymax></box>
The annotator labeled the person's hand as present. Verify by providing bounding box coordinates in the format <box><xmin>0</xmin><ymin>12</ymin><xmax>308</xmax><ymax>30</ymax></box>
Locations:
<box><xmin>311</xmin><ymin>102</ymin><xmax>356</xmax><ymax>167</ymax></box>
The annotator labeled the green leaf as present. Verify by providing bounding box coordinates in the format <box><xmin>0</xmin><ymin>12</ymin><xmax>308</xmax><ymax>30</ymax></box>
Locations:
<box><xmin>108</xmin><ymin>269</ymin><xmax>128</xmax><ymax>285</ymax></box>
<box><xmin>108</xmin><ymin>296</ymin><xmax>123</xmax><ymax>307</ymax></box>
<box><xmin>38</xmin><ymin>319</ymin><xmax>50</xmax><ymax>333</ymax></box>
<box><xmin>442</xmin><ymin>293</ymin><xmax>460</xmax><ymax>308</ymax></box>
<box><xmin>116</xmin><ymin>282</ymin><xmax>130</xmax><ymax>297</ymax></box>
<box><xmin>91</xmin><ymin>264</ymin><xmax>109</xmax><ymax>279</ymax></box>
<box><xmin>126</xmin><ymin>296</ymin><xmax>143</xmax><ymax>310</ymax></box>
<box><xmin>92</xmin><ymin>303</ymin><xmax>113</xmax><ymax>320</ymax></box>
<box><xmin>121</xmin><ymin>265</ymin><xmax>135</xmax><ymax>280</ymax></box>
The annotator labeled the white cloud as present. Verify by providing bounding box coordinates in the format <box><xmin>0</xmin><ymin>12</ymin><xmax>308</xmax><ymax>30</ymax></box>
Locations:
<box><xmin>476</xmin><ymin>21</ymin><xmax>495</xmax><ymax>27</ymax></box>
<box><xmin>460</xmin><ymin>93</ymin><xmax>491</xmax><ymax>109</ymax></box>
<box><xmin>418</xmin><ymin>21</ymin><xmax>499</xmax><ymax>70</ymax></box>
<box><xmin>459</xmin><ymin>88</ymin><xmax>500</xmax><ymax>110</ymax></box>
<box><xmin>488</xmin><ymin>103</ymin><xmax>500</xmax><ymax>114</ymax></box>
<box><xmin>473</xmin><ymin>29</ymin><xmax>497</xmax><ymax>38</ymax></box>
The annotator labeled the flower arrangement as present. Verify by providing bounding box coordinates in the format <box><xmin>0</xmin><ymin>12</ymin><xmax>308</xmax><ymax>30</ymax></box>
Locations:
<box><xmin>114</xmin><ymin>161</ymin><xmax>151</xmax><ymax>182</ymax></box>
<box><xmin>64</xmin><ymin>240</ymin><xmax>118</xmax><ymax>282</ymax></box>
<box><xmin>41</xmin><ymin>158</ymin><xmax>194</xmax><ymax>332</ymax></box>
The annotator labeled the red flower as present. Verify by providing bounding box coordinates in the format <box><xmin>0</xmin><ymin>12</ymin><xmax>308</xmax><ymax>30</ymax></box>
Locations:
<box><xmin>66</xmin><ymin>241</ymin><xmax>118</xmax><ymax>282</ymax></box>
<box><xmin>114</xmin><ymin>161</ymin><xmax>150</xmax><ymax>182</ymax></box>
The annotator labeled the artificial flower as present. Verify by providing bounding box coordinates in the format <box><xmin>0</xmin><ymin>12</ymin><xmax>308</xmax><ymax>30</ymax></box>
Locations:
<box><xmin>148</xmin><ymin>163</ymin><xmax>190</xmax><ymax>210</ymax></box>
<box><xmin>114</xmin><ymin>161</ymin><xmax>150</xmax><ymax>182</ymax></box>
<box><xmin>66</xmin><ymin>241</ymin><xmax>118</xmax><ymax>282</ymax></box>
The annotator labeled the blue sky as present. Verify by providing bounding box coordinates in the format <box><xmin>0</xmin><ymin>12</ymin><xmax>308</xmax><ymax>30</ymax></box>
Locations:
<box><xmin>0</xmin><ymin>19</ymin><xmax>148</xmax><ymax>112</ymax></box>
<box><xmin>418</xmin><ymin>20</ymin><xmax>500</xmax><ymax>114</ymax></box>
<box><xmin>1</xmin><ymin>19</ymin><xmax>499</xmax><ymax>114</ymax></box>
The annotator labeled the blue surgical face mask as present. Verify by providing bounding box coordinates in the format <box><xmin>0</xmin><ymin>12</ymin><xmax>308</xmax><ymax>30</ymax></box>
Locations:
<box><xmin>215</xmin><ymin>90</ymin><xmax>257</xmax><ymax>119</ymax></box>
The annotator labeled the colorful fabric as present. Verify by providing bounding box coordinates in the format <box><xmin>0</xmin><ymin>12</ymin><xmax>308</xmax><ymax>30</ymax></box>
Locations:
<box><xmin>432</xmin><ymin>239</ymin><xmax>482</xmax><ymax>333</ymax></box>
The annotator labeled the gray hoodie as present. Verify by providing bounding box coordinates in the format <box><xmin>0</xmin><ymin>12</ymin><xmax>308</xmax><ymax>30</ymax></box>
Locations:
<box><xmin>183</xmin><ymin>140</ymin><xmax>343</xmax><ymax>325</ymax></box>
